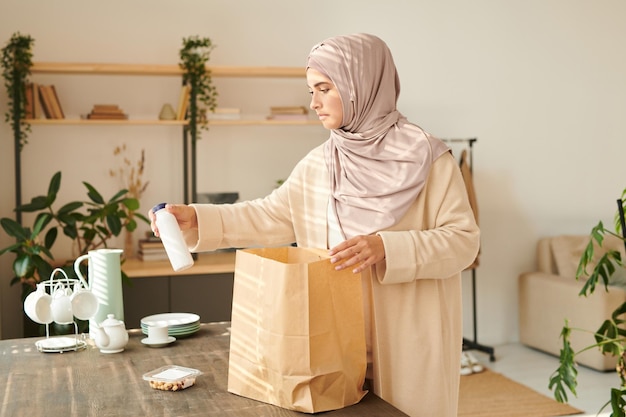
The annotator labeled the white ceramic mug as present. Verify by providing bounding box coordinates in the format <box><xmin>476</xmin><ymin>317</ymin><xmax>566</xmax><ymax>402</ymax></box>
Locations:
<box><xmin>51</xmin><ymin>286</ymin><xmax>74</xmax><ymax>324</ymax></box>
<box><xmin>24</xmin><ymin>285</ymin><xmax>53</xmax><ymax>324</ymax></box>
<box><xmin>147</xmin><ymin>324</ymin><xmax>169</xmax><ymax>343</ymax></box>
<box><xmin>70</xmin><ymin>283</ymin><xmax>99</xmax><ymax>320</ymax></box>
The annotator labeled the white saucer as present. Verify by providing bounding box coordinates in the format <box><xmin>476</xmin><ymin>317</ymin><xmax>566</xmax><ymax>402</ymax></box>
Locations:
<box><xmin>141</xmin><ymin>336</ymin><xmax>176</xmax><ymax>348</ymax></box>
<box><xmin>35</xmin><ymin>336</ymin><xmax>87</xmax><ymax>353</ymax></box>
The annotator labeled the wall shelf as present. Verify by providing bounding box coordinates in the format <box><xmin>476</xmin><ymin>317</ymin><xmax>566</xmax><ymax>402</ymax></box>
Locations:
<box><xmin>26</xmin><ymin>118</ymin><xmax>320</xmax><ymax>126</ymax></box>
<box><xmin>17</xmin><ymin>60</ymin><xmax>318</xmax><ymax>206</ymax></box>
<box><xmin>26</xmin><ymin>119</ymin><xmax>188</xmax><ymax>126</ymax></box>
<box><xmin>31</xmin><ymin>62</ymin><xmax>305</xmax><ymax>78</ymax></box>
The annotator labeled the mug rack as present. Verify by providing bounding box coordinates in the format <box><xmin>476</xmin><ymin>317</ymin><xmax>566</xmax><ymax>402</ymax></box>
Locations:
<box><xmin>30</xmin><ymin>268</ymin><xmax>88</xmax><ymax>353</ymax></box>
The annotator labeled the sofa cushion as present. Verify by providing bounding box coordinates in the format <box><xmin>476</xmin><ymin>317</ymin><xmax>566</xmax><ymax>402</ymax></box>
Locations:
<box><xmin>551</xmin><ymin>234</ymin><xmax>626</xmax><ymax>281</ymax></box>
<box><xmin>550</xmin><ymin>235</ymin><xmax>588</xmax><ymax>278</ymax></box>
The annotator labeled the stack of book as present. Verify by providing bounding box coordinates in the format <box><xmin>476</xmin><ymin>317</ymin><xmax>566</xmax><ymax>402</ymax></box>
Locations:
<box><xmin>266</xmin><ymin>106</ymin><xmax>309</xmax><ymax>121</ymax></box>
<box><xmin>86</xmin><ymin>104</ymin><xmax>128</xmax><ymax>120</ymax></box>
<box><xmin>138</xmin><ymin>238</ymin><xmax>169</xmax><ymax>262</ymax></box>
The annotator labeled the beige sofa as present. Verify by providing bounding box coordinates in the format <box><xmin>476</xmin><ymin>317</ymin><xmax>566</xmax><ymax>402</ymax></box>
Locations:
<box><xmin>518</xmin><ymin>235</ymin><xmax>626</xmax><ymax>371</ymax></box>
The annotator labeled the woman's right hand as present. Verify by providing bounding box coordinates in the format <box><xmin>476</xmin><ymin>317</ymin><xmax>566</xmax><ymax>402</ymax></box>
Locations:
<box><xmin>149</xmin><ymin>204</ymin><xmax>198</xmax><ymax>237</ymax></box>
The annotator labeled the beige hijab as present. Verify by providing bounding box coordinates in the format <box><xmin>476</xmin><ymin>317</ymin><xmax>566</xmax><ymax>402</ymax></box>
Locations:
<box><xmin>306</xmin><ymin>33</ymin><xmax>449</xmax><ymax>239</ymax></box>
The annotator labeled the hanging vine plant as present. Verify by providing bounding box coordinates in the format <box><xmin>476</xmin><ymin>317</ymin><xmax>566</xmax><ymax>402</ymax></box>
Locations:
<box><xmin>1</xmin><ymin>32</ymin><xmax>34</xmax><ymax>150</ymax></box>
<box><xmin>179</xmin><ymin>35</ymin><xmax>218</xmax><ymax>141</ymax></box>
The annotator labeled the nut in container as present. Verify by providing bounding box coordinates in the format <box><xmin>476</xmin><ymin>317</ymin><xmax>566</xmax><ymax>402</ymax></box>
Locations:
<box><xmin>143</xmin><ymin>365</ymin><xmax>202</xmax><ymax>391</ymax></box>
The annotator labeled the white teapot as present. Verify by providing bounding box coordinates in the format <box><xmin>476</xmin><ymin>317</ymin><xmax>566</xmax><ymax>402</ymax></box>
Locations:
<box><xmin>92</xmin><ymin>314</ymin><xmax>129</xmax><ymax>353</ymax></box>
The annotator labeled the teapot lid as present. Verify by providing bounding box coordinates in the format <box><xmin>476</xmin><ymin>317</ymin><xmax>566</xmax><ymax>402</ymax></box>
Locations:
<box><xmin>101</xmin><ymin>314</ymin><xmax>125</xmax><ymax>327</ymax></box>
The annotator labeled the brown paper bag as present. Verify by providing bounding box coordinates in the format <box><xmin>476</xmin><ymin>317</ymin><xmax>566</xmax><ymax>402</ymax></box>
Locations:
<box><xmin>227</xmin><ymin>247</ymin><xmax>367</xmax><ymax>413</ymax></box>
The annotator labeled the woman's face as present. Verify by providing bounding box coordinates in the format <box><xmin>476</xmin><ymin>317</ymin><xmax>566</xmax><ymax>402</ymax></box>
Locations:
<box><xmin>306</xmin><ymin>68</ymin><xmax>343</xmax><ymax>130</ymax></box>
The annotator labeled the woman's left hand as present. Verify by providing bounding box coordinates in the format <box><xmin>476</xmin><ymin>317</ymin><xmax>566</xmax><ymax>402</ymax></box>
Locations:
<box><xmin>329</xmin><ymin>234</ymin><xmax>386</xmax><ymax>274</ymax></box>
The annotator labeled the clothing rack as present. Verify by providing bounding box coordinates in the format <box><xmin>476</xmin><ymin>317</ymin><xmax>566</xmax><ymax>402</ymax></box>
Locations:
<box><xmin>442</xmin><ymin>137</ymin><xmax>495</xmax><ymax>362</ymax></box>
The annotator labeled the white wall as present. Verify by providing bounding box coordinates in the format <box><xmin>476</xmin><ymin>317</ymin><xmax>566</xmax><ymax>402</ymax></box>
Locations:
<box><xmin>1</xmin><ymin>0</ymin><xmax>625</xmax><ymax>342</ymax></box>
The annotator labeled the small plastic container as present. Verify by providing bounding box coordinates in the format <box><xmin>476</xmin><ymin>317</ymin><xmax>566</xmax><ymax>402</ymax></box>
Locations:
<box><xmin>143</xmin><ymin>365</ymin><xmax>202</xmax><ymax>391</ymax></box>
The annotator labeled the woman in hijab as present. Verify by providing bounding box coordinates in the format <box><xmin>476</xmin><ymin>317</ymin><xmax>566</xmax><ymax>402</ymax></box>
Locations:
<box><xmin>150</xmin><ymin>33</ymin><xmax>480</xmax><ymax>417</ymax></box>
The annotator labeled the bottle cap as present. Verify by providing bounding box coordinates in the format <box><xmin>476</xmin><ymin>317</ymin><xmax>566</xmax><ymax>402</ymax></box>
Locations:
<box><xmin>152</xmin><ymin>203</ymin><xmax>167</xmax><ymax>213</ymax></box>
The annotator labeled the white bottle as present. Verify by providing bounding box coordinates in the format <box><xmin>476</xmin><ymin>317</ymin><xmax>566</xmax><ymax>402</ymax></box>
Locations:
<box><xmin>152</xmin><ymin>203</ymin><xmax>194</xmax><ymax>272</ymax></box>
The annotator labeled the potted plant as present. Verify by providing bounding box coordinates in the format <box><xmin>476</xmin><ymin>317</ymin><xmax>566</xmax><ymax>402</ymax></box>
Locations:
<box><xmin>179</xmin><ymin>35</ymin><xmax>218</xmax><ymax>203</ymax></box>
<box><xmin>0</xmin><ymin>171</ymin><xmax>149</xmax><ymax>335</ymax></box>
<box><xmin>549</xmin><ymin>188</ymin><xmax>626</xmax><ymax>416</ymax></box>
<box><xmin>179</xmin><ymin>35</ymin><xmax>218</xmax><ymax>139</ymax></box>
<box><xmin>2</xmin><ymin>32</ymin><xmax>35</xmax><ymax>228</ymax></box>
<box><xmin>1</xmin><ymin>31</ymin><xmax>34</xmax><ymax>150</ymax></box>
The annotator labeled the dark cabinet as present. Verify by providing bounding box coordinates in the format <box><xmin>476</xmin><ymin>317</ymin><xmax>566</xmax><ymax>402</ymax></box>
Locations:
<box><xmin>123</xmin><ymin>273</ymin><xmax>234</xmax><ymax>329</ymax></box>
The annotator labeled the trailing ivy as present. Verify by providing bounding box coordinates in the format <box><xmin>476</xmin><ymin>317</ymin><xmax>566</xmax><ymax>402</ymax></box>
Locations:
<box><xmin>179</xmin><ymin>35</ymin><xmax>218</xmax><ymax>141</ymax></box>
<box><xmin>1</xmin><ymin>32</ymin><xmax>34</xmax><ymax>150</ymax></box>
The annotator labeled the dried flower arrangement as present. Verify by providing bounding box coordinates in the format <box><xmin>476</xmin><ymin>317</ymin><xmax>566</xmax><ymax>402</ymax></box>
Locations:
<box><xmin>110</xmin><ymin>145</ymin><xmax>149</xmax><ymax>257</ymax></box>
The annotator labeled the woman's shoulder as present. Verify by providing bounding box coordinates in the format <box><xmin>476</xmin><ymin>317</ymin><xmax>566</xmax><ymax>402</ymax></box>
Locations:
<box><xmin>295</xmin><ymin>142</ymin><xmax>327</xmax><ymax>168</ymax></box>
<box><xmin>436</xmin><ymin>149</ymin><xmax>457</xmax><ymax>165</ymax></box>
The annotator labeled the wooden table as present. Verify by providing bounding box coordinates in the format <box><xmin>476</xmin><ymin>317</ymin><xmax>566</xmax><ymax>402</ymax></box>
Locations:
<box><xmin>0</xmin><ymin>322</ymin><xmax>408</xmax><ymax>417</ymax></box>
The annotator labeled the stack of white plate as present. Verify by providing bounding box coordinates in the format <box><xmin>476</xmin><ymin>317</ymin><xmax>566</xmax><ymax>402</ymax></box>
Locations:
<box><xmin>140</xmin><ymin>313</ymin><xmax>201</xmax><ymax>338</ymax></box>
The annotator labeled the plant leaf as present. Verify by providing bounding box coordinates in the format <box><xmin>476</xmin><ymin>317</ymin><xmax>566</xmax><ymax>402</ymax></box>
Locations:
<box><xmin>16</xmin><ymin>195</ymin><xmax>49</xmax><ymax>212</ymax></box>
<box><xmin>47</xmin><ymin>171</ymin><xmax>61</xmax><ymax>197</ymax></box>
<box><xmin>122</xmin><ymin>198</ymin><xmax>139</xmax><ymax>211</ymax></box>
<box><xmin>83</xmin><ymin>181</ymin><xmax>104</xmax><ymax>204</ymax></box>
<box><xmin>549</xmin><ymin>323</ymin><xmax>578</xmax><ymax>403</ymax></box>
<box><xmin>610</xmin><ymin>388</ymin><xmax>626</xmax><ymax>417</ymax></box>
<box><xmin>106</xmin><ymin>214</ymin><xmax>122</xmax><ymax>236</ymax></box>
<box><xmin>57</xmin><ymin>201</ymin><xmax>83</xmax><ymax>215</ymax></box>
<box><xmin>0</xmin><ymin>242</ymin><xmax>20</xmax><ymax>256</ymax></box>
<box><xmin>13</xmin><ymin>254</ymin><xmax>33</xmax><ymax>278</ymax></box>
<box><xmin>108</xmin><ymin>189</ymin><xmax>129</xmax><ymax>203</ymax></box>
<box><xmin>44</xmin><ymin>227</ymin><xmax>57</xmax><ymax>250</ymax></box>
<box><xmin>32</xmin><ymin>212</ymin><xmax>52</xmax><ymax>237</ymax></box>
<box><xmin>0</xmin><ymin>217</ymin><xmax>30</xmax><ymax>240</ymax></box>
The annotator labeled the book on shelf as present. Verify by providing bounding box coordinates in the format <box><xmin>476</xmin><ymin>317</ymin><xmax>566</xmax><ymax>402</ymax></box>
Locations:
<box><xmin>86</xmin><ymin>104</ymin><xmax>128</xmax><ymax>120</ymax></box>
<box><xmin>25</xmin><ymin>83</ymin><xmax>42</xmax><ymax>119</ymax></box>
<box><xmin>38</xmin><ymin>85</ymin><xmax>55</xmax><ymax>119</ymax></box>
<box><xmin>92</xmin><ymin>104</ymin><xmax>124</xmax><ymax>114</ymax></box>
<box><xmin>207</xmin><ymin>107</ymin><xmax>241</xmax><ymax>120</ymax></box>
<box><xmin>266</xmin><ymin>114</ymin><xmax>310</xmax><ymax>121</ymax></box>
<box><xmin>138</xmin><ymin>251</ymin><xmax>170</xmax><ymax>262</ymax></box>
<box><xmin>139</xmin><ymin>247</ymin><xmax>167</xmax><ymax>255</ymax></box>
<box><xmin>176</xmin><ymin>85</ymin><xmax>191</xmax><ymax>120</ymax></box>
<box><xmin>33</xmin><ymin>84</ymin><xmax>42</xmax><ymax>119</ymax></box>
<box><xmin>137</xmin><ymin>238</ymin><xmax>168</xmax><ymax>261</ymax></box>
<box><xmin>49</xmin><ymin>85</ymin><xmax>65</xmax><ymax>119</ymax></box>
<box><xmin>37</xmin><ymin>85</ymin><xmax>65</xmax><ymax>119</ymax></box>
<box><xmin>87</xmin><ymin>113</ymin><xmax>128</xmax><ymax>120</ymax></box>
<box><xmin>138</xmin><ymin>239</ymin><xmax>165</xmax><ymax>250</ymax></box>
<box><xmin>270</xmin><ymin>105</ymin><xmax>308</xmax><ymax>115</ymax></box>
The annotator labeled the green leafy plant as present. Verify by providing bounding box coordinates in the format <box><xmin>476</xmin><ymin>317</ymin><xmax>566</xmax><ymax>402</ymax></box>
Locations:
<box><xmin>0</xmin><ymin>171</ymin><xmax>149</xmax><ymax>299</ymax></box>
<box><xmin>179</xmin><ymin>35</ymin><xmax>218</xmax><ymax>203</ymax></box>
<box><xmin>550</xmin><ymin>188</ymin><xmax>626</xmax><ymax>416</ymax></box>
<box><xmin>1</xmin><ymin>32</ymin><xmax>34</xmax><ymax>150</ymax></box>
<box><xmin>179</xmin><ymin>35</ymin><xmax>218</xmax><ymax>140</ymax></box>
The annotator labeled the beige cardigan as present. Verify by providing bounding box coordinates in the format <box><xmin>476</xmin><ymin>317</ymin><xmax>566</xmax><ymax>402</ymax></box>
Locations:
<box><xmin>187</xmin><ymin>144</ymin><xmax>480</xmax><ymax>417</ymax></box>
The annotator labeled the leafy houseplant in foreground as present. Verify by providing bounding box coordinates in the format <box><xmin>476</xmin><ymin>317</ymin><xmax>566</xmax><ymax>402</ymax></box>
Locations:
<box><xmin>0</xmin><ymin>171</ymin><xmax>149</xmax><ymax>302</ymax></box>
<box><xmin>549</xmin><ymin>189</ymin><xmax>626</xmax><ymax>416</ymax></box>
